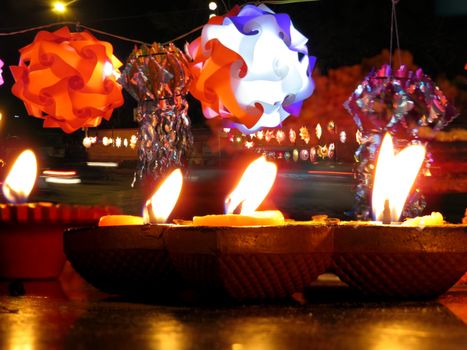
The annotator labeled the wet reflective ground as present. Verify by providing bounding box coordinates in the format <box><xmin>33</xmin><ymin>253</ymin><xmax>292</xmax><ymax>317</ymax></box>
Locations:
<box><xmin>1</xmin><ymin>272</ymin><xmax>467</xmax><ymax>350</ymax></box>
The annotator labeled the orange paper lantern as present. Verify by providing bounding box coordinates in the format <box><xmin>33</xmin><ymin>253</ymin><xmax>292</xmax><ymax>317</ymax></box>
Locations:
<box><xmin>10</xmin><ymin>26</ymin><xmax>124</xmax><ymax>133</ymax></box>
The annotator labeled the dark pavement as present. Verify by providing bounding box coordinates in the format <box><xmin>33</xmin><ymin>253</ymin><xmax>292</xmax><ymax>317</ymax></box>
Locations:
<box><xmin>1</xmin><ymin>272</ymin><xmax>467</xmax><ymax>350</ymax></box>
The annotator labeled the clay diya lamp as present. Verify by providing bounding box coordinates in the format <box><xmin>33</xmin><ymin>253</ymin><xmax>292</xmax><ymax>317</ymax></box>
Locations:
<box><xmin>166</xmin><ymin>156</ymin><xmax>333</xmax><ymax>300</ymax></box>
<box><xmin>64</xmin><ymin>169</ymin><xmax>184</xmax><ymax>296</ymax></box>
<box><xmin>0</xmin><ymin>150</ymin><xmax>119</xmax><ymax>280</ymax></box>
<box><xmin>332</xmin><ymin>134</ymin><xmax>467</xmax><ymax>298</ymax></box>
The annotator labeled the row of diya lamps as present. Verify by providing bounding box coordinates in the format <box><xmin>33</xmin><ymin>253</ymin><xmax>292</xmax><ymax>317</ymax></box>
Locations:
<box><xmin>1</xmin><ymin>134</ymin><xmax>466</xmax><ymax>300</ymax></box>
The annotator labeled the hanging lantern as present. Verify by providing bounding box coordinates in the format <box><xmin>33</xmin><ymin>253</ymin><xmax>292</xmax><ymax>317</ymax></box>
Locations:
<box><xmin>289</xmin><ymin>128</ymin><xmax>297</xmax><ymax>143</ymax></box>
<box><xmin>265</xmin><ymin>130</ymin><xmax>275</xmax><ymax>143</ymax></box>
<box><xmin>344</xmin><ymin>64</ymin><xmax>458</xmax><ymax>220</ymax></box>
<box><xmin>10</xmin><ymin>26</ymin><xmax>124</xmax><ymax>133</ymax></box>
<box><xmin>315</xmin><ymin>123</ymin><xmax>322</xmax><ymax>140</ymax></box>
<box><xmin>276</xmin><ymin>130</ymin><xmax>285</xmax><ymax>144</ymax></box>
<box><xmin>339</xmin><ymin>131</ymin><xmax>347</xmax><ymax>144</ymax></box>
<box><xmin>188</xmin><ymin>4</ymin><xmax>316</xmax><ymax>134</ymax></box>
<box><xmin>82</xmin><ymin>137</ymin><xmax>92</xmax><ymax>149</ymax></box>
<box><xmin>119</xmin><ymin>43</ymin><xmax>193</xmax><ymax>182</ymax></box>
<box><xmin>129</xmin><ymin>135</ymin><xmax>137</xmax><ymax>150</ymax></box>
<box><xmin>345</xmin><ymin>64</ymin><xmax>458</xmax><ymax>136</ymax></box>
<box><xmin>299</xmin><ymin>126</ymin><xmax>310</xmax><ymax>144</ymax></box>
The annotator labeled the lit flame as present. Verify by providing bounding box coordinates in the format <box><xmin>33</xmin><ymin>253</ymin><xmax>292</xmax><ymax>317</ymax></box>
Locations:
<box><xmin>2</xmin><ymin>150</ymin><xmax>37</xmax><ymax>203</ymax></box>
<box><xmin>225</xmin><ymin>156</ymin><xmax>277</xmax><ymax>214</ymax></box>
<box><xmin>144</xmin><ymin>169</ymin><xmax>183</xmax><ymax>223</ymax></box>
<box><xmin>372</xmin><ymin>133</ymin><xmax>426</xmax><ymax>222</ymax></box>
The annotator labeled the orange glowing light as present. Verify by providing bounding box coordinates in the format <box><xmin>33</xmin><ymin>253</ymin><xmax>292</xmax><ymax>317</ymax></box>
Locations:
<box><xmin>372</xmin><ymin>133</ymin><xmax>426</xmax><ymax>222</ymax></box>
<box><xmin>2</xmin><ymin>150</ymin><xmax>37</xmax><ymax>203</ymax></box>
<box><xmin>10</xmin><ymin>26</ymin><xmax>123</xmax><ymax>133</ymax></box>
<box><xmin>225</xmin><ymin>156</ymin><xmax>277</xmax><ymax>214</ymax></box>
<box><xmin>52</xmin><ymin>1</ymin><xmax>67</xmax><ymax>13</ymax></box>
<box><xmin>144</xmin><ymin>169</ymin><xmax>183</xmax><ymax>223</ymax></box>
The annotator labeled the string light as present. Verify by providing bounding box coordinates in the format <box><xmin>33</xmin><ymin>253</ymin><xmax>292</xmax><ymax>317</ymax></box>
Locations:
<box><xmin>208</xmin><ymin>2</ymin><xmax>218</xmax><ymax>11</ymax></box>
<box><xmin>82</xmin><ymin>134</ymin><xmax>137</xmax><ymax>148</ymax></box>
<box><xmin>52</xmin><ymin>2</ymin><xmax>67</xmax><ymax>14</ymax></box>
<box><xmin>0</xmin><ymin>1</ymin><xmax>320</xmax><ymax>44</ymax></box>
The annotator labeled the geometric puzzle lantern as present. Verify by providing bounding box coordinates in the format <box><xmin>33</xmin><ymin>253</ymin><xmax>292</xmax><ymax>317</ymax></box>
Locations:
<box><xmin>188</xmin><ymin>4</ymin><xmax>315</xmax><ymax>134</ymax></box>
<box><xmin>10</xmin><ymin>26</ymin><xmax>124</xmax><ymax>133</ymax></box>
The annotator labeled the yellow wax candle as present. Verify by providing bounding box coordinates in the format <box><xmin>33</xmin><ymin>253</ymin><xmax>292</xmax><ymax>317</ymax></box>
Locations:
<box><xmin>192</xmin><ymin>210</ymin><xmax>285</xmax><ymax>226</ymax></box>
<box><xmin>401</xmin><ymin>212</ymin><xmax>444</xmax><ymax>226</ymax></box>
<box><xmin>98</xmin><ymin>215</ymin><xmax>144</xmax><ymax>226</ymax></box>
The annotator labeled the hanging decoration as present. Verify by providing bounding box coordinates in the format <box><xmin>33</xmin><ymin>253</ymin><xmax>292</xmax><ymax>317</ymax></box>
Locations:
<box><xmin>276</xmin><ymin>130</ymin><xmax>285</xmax><ymax>144</ymax></box>
<box><xmin>344</xmin><ymin>64</ymin><xmax>458</xmax><ymax>219</ymax></box>
<box><xmin>345</xmin><ymin>64</ymin><xmax>457</xmax><ymax>137</ymax></box>
<box><xmin>289</xmin><ymin>128</ymin><xmax>297</xmax><ymax>143</ymax></box>
<box><xmin>339</xmin><ymin>131</ymin><xmax>347</xmax><ymax>143</ymax></box>
<box><xmin>315</xmin><ymin>123</ymin><xmax>322</xmax><ymax>140</ymax></box>
<box><xmin>224</xmin><ymin>124</ymin><xmax>338</xmax><ymax>163</ymax></box>
<box><xmin>119</xmin><ymin>43</ymin><xmax>193</xmax><ymax>183</ymax></box>
<box><xmin>0</xmin><ymin>59</ymin><xmax>4</xmax><ymax>86</ymax></box>
<box><xmin>309</xmin><ymin>147</ymin><xmax>316</xmax><ymax>162</ymax></box>
<box><xmin>265</xmin><ymin>130</ymin><xmax>275</xmax><ymax>143</ymax></box>
<box><xmin>10</xmin><ymin>26</ymin><xmax>124</xmax><ymax>133</ymax></box>
<box><xmin>299</xmin><ymin>126</ymin><xmax>310</xmax><ymax>144</ymax></box>
<box><xmin>256</xmin><ymin>130</ymin><xmax>264</xmax><ymax>141</ymax></box>
<box><xmin>188</xmin><ymin>4</ymin><xmax>316</xmax><ymax>134</ymax></box>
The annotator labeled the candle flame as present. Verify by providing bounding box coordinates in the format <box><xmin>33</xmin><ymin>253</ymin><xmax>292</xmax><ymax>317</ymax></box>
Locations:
<box><xmin>225</xmin><ymin>156</ymin><xmax>277</xmax><ymax>214</ymax></box>
<box><xmin>2</xmin><ymin>150</ymin><xmax>37</xmax><ymax>203</ymax></box>
<box><xmin>144</xmin><ymin>169</ymin><xmax>183</xmax><ymax>223</ymax></box>
<box><xmin>372</xmin><ymin>133</ymin><xmax>426</xmax><ymax>222</ymax></box>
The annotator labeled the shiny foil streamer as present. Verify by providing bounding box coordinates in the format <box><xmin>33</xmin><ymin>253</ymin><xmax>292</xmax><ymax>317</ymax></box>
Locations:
<box><xmin>119</xmin><ymin>43</ymin><xmax>193</xmax><ymax>182</ymax></box>
<box><xmin>133</xmin><ymin>99</ymin><xmax>193</xmax><ymax>183</ymax></box>
<box><xmin>345</xmin><ymin>64</ymin><xmax>458</xmax><ymax>220</ymax></box>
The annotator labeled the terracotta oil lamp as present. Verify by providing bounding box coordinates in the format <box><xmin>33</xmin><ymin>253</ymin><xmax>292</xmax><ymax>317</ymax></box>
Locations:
<box><xmin>65</xmin><ymin>158</ymin><xmax>333</xmax><ymax>300</ymax></box>
<box><xmin>164</xmin><ymin>156</ymin><xmax>332</xmax><ymax>300</ymax></box>
<box><xmin>333</xmin><ymin>133</ymin><xmax>467</xmax><ymax>298</ymax></box>
<box><xmin>0</xmin><ymin>150</ymin><xmax>119</xmax><ymax>279</ymax></box>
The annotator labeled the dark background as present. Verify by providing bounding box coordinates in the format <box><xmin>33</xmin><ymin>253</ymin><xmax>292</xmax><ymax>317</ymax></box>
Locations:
<box><xmin>0</xmin><ymin>0</ymin><xmax>465</xmax><ymax>140</ymax></box>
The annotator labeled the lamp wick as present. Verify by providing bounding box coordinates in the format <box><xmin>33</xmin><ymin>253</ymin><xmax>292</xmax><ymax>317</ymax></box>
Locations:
<box><xmin>382</xmin><ymin>198</ymin><xmax>391</xmax><ymax>224</ymax></box>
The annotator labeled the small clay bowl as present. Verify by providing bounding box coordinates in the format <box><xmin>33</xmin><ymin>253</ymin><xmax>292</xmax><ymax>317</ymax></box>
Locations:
<box><xmin>64</xmin><ymin>225</ymin><xmax>181</xmax><ymax>296</ymax></box>
<box><xmin>332</xmin><ymin>223</ymin><xmax>467</xmax><ymax>299</ymax></box>
<box><xmin>166</xmin><ymin>222</ymin><xmax>333</xmax><ymax>300</ymax></box>
<box><xmin>0</xmin><ymin>223</ymin><xmax>67</xmax><ymax>279</ymax></box>
<box><xmin>0</xmin><ymin>204</ymin><xmax>119</xmax><ymax>280</ymax></box>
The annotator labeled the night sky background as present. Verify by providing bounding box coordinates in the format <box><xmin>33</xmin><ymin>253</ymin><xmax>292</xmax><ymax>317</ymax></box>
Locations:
<box><xmin>0</xmin><ymin>0</ymin><xmax>465</xmax><ymax>148</ymax></box>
